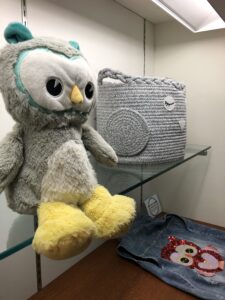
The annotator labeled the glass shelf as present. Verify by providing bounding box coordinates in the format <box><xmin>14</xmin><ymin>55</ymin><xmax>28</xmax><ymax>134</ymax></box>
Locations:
<box><xmin>0</xmin><ymin>144</ymin><xmax>210</xmax><ymax>260</ymax></box>
<box><xmin>94</xmin><ymin>144</ymin><xmax>211</xmax><ymax>195</ymax></box>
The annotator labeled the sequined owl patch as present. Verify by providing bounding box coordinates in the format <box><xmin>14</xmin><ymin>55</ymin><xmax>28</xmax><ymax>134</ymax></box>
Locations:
<box><xmin>161</xmin><ymin>236</ymin><xmax>224</xmax><ymax>277</ymax></box>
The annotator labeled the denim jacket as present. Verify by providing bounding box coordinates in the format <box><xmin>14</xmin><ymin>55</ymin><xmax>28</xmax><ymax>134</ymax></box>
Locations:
<box><xmin>118</xmin><ymin>214</ymin><xmax>225</xmax><ymax>300</ymax></box>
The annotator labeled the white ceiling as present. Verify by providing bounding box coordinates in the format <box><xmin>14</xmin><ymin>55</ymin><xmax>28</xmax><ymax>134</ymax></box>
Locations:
<box><xmin>115</xmin><ymin>0</ymin><xmax>172</xmax><ymax>23</ymax></box>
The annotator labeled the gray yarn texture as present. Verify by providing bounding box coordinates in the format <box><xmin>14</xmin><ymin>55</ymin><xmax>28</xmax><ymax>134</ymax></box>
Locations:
<box><xmin>97</xmin><ymin>68</ymin><xmax>187</xmax><ymax>164</ymax></box>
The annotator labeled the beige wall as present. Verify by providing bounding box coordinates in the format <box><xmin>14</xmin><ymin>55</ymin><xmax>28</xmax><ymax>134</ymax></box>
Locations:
<box><xmin>148</xmin><ymin>20</ymin><xmax>225</xmax><ymax>226</ymax></box>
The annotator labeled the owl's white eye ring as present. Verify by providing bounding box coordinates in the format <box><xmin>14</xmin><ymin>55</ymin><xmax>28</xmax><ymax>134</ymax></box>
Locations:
<box><xmin>85</xmin><ymin>81</ymin><xmax>94</xmax><ymax>99</ymax></box>
<box><xmin>175</xmin><ymin>245</ymin><xmax>198</xmax><ymax>257</ymax></box>
<box><xmin>170</xmin><ymin>253</ymin><xmax>193</xmax><ymax>266</ymax></box>
<box><xmin>46</xmin><ymin>77</ymin><xmax>63</xmax><ymax>97</ymax></box>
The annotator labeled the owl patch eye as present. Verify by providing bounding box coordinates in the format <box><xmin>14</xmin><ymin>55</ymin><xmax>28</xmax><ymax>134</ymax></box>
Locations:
<box><xmin>170</xmin><ymin>253</ymin><xmax>193</xmax><ymax>266</ymax></box>
<box><xmin>46</xmin><ymin>78</ymin><xmax>63</xmax><ymax>97</ymax></box>
<box><xmin>180</xmin><ymin>257</ymin><xmax>190</xmax><ymax>263</ymax></box>
<box><xmin>85</xmin><ymin>82</ymin><xmax>94</xmax><ymax>99</ymax></box>
<box><xmin>175</xmin><ymin>245</ymin><xmax>198</xmax><ymax>257</ymax></box>
<box><xmin>186</xmin><ymin>248</ymin><xmax>194</xmax><ymax>254</ymax></box>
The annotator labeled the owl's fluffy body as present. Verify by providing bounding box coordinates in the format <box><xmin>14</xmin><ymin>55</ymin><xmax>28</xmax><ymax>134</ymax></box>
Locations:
<box><xmin>0</xmin><ymin>23</ymin><xmax>135</xmax><ymax>259</ymax></box>
<box><xmin>5</xmin><ymin>125</ymin><xmax>98</xmax><ymax>214</ymax></box>
<box><xmin>0</xmin><ymin>34</ymin><xmax>101</xmax><ymax>214</ymax></box>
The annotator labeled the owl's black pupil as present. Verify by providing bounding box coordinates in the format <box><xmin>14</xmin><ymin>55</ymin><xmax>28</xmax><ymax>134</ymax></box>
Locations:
<box><xmin>46</xmin><ymin>78</ymin><xmax>62</xmax><ymax>96</ymax></box>
<box><xmin>85</xmin><ymin>82</ymin><xmax>94</xmax><ymax>99</ymax></box>
<box><xmin>185</xmin><ymin>248</ymin><xmax>194</xmax><ymax>254</ymax></box>
<box><xmin>181</xmin><ymin>257</ymin><xmax>189</xmax><ymax>263</ymax></box>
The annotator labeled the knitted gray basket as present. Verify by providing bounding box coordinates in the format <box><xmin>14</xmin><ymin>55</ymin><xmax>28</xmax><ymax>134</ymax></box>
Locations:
<box><xmin>97</xmin><ymin>68</ymin><xmax>186</xmax><ymax>164</ymax></box>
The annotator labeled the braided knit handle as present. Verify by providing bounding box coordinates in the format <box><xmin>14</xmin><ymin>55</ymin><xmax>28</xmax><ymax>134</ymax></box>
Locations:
<box><xmin>98</xmin><ymin>68</ymin><xmax>144</xmax><ymax>85</ymax></box>
<box><xmin>98</xmin><ymin>68</ymin><xmax>185</xmax><ymax>91</ymax></box>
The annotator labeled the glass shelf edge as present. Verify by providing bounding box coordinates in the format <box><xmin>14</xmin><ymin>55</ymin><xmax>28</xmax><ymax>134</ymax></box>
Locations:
<box><xmin>0</xmin><ymin>237</ymin><xmax>33</xmax><ymax>260</ymax></box>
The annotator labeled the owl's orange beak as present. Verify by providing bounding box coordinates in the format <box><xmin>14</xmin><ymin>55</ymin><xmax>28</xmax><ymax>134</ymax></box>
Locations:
<box><xmin>70</xmin><ymin>85</ymin><xmax>83</xmax><ymax>104</ymax></box>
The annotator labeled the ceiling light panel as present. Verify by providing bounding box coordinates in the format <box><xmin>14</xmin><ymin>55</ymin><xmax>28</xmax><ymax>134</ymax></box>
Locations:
<box><xmin>152</xmin><ymin>0</ymin><xmax>225</xmax><ymax>32</ymax></box>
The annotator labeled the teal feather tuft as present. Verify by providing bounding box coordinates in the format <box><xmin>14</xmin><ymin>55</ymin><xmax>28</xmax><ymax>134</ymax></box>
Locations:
<box><xmin>4</xmin><ymin>22</ymin><xmax>33</xmax><ymax>44</ymax></box>
<box><xmin>69</xmin><ymin>40</ymin><xmax>80</xmax><ymax>50</ymax></box>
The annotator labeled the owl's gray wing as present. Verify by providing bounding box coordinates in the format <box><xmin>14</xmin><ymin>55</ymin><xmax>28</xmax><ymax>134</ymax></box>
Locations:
<box><xmin>0</xmin><ymin>124</ymin><xmax>24</xmax><ymax>193</ymax></box>
<box><xmin>81</xmin><ymin>124</ymin><xmax>118</xmax><ymax>167</ymax></box>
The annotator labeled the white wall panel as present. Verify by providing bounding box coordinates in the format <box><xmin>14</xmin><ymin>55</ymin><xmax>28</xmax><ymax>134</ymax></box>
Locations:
<box><xmin>145</xmin><ymin>20</ymin><xmax>155</xmax><ymax>75</ymax></box>
<box><xmin>27</xmin><ymin>0</ymin><xmax>147</xmax><ymax>127</ymax></box>
<box><xmin>152</xmin><ymin>20</ymin><xmax>225</xmax><ymax>226</ymax></box>
<box><xmin>0</xmin><ymin>246</ymin><xmax>36</xmax><ymax>300</ymax></box>
<box><xmin>0</xmin><ymin>2</ymin><xmax>36</xmax><ymax>299</ymax></box>
<box><xmin>28</xmin><ymin>0</ymin><xmax>144</xmax><ymax>72</ymax></box>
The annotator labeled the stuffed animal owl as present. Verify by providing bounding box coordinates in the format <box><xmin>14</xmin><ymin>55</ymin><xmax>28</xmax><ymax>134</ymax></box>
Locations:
<box><xmin>0</xmin><ymin>23</ymin><xmax>135</xmax><ymax>260</ymax></box>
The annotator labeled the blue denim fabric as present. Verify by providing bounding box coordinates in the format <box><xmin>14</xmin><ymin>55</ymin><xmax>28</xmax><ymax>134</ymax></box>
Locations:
<box><xmin>117</xmin><ymin>214</ymin><xmax>225</xmax><ymax>300</ymax></box>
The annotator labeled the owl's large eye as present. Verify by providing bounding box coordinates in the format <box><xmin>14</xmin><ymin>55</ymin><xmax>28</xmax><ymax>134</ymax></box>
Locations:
<box><xmin>185</xmin><ymin>248</ymin><xmax>194</xmax><ymax>254</ymax></box>
<box><xmin>46</xmin><ymin>78</ymin><xmax>63</xmax><ymax>97</ymax></box>
<box><xmin>180</xmin><ymin>257</ymin><xmax>190</xmax><ymax>263</ymax></box>
<box><xmin>175</xmin><ymin>245</ymin><xmax>198</xmax><ymax>257</ymax></box>
<box><xmin>85</xmin><ymin>82</ymin><xmax>94</xmax><ymax>99</ymax></box>
<box><xmin>170</xmin><ymin>253</ymin><xmax>193</xmax><ymax>266</ymax></box>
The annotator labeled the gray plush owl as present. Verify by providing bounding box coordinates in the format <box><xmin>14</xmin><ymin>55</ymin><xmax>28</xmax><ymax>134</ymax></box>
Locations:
<box><xmin>0</xmin><ymin>23</ymin><xmax>135</xmax><ymax>260</ymax></box>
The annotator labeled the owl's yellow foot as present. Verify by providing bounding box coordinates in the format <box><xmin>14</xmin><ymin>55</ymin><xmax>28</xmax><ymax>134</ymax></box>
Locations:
<box><xmin>32</xmin><ymin>202</ymin><xmax>96</xmax><ymax>260</ymax></box>
<box><xmin>82</xmin><ymin>186</ymin><xmax>136</xmax><ymax>239</ymax></box>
